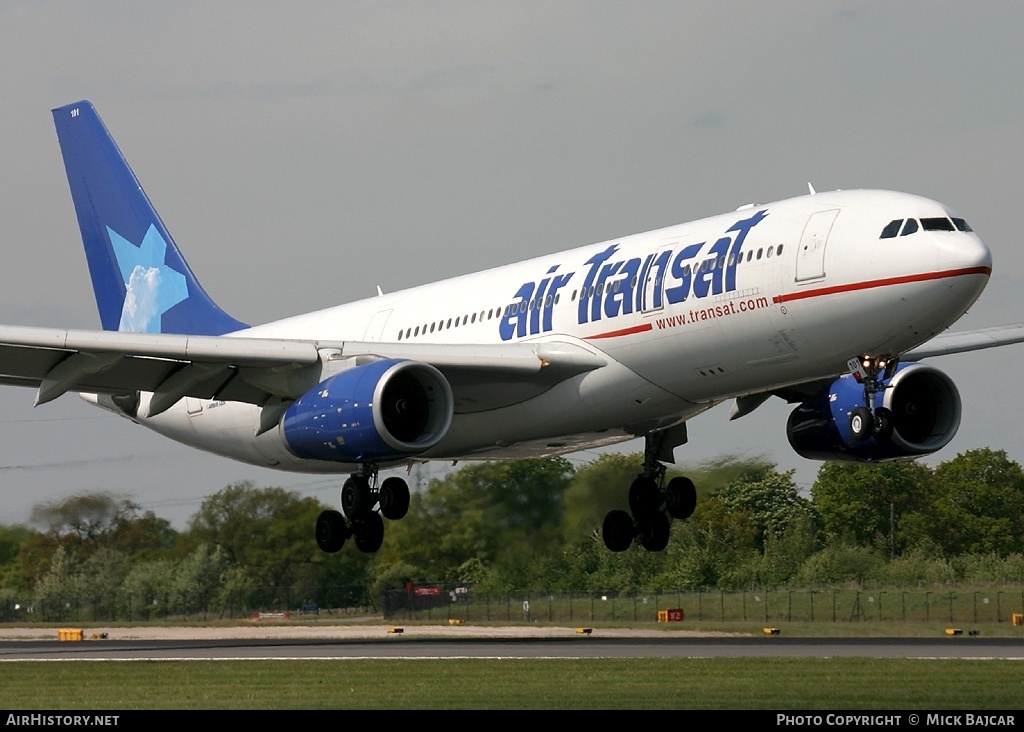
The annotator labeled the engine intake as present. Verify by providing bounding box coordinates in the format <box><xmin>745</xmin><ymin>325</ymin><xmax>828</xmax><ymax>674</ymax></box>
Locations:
<box><xmin>787</xmin><ymin>362</ymin><xmax>961</xmax><ymax>462</ymax></box>
<box><xmin>282</xmin><ymin>358</ymin><xmax>453</xmax><ymax>463</ymax></box>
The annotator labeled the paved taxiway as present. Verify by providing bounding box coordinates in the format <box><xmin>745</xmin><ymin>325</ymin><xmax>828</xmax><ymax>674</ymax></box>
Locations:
<box><xmin>1</xmin><ymin>627</ymin><xmax>1022</xmax><ymax>661</ymax></box>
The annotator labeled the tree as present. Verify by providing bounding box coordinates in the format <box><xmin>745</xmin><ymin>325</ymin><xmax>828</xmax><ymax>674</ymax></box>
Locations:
<box><xmin>811</xmin><ymin>461</ymin><xmax>935</xmax><ymax>554</ymax></box>
<box><xmin>0</xmin><ymin>524</ymin><xmax>37</xmax><ymax>589</ymax></box>
<box><xmin>561</xmin><ymin>453</ymin><xmax>643</xmax><ymax>543</ymax></box>
<box><xmin>931</xmin><ymin>449</ymin><xmax>1024</xmax><ymax>556</ymax></box>
<box><xmin>28</xmin><ymin>492</ymin><xmax>177</xmax><ymax>554</ymax></box>
<box><xmin>185</xmin><ymin>482</ymin><xmax>369</xmax><ymax>593</ymax></box>
<box><xmin>713</xmin><ymin>468</ymin><xmax>816</xmax><ymax>551</ymax></box>
<box><xmin>380</xmin><ymin>458</ymin><xmax>574</xmax><ymax>583</ymax></box>
<box><xmin>30</xmin><ymin>493</ymin><xmax>136</xmax><ymax>542</ymax></box>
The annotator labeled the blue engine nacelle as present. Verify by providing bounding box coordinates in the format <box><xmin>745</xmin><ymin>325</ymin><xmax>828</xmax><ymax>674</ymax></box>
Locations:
<box><xmin>786</xmin><ymin>362</ymin><xmax>961</xmax><ymax>462</ymax></box>
<box><xmin>282</xmin><ymin>358</ymin><xmax>453</xmax><ymax>463</ymax></box>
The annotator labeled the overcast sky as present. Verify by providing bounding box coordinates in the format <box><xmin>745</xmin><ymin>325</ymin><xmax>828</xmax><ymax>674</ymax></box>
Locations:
<box><xmin>0</xmin><ymin>2</ymin><xmax>1022</xmax><ymax>530</ymax></box>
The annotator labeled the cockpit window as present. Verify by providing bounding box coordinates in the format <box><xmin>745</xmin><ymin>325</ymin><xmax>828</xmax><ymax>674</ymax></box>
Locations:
<box><xmin>880</xmin><ymin>219</ymin><xmax>902</xmax><ymax>238</ymax></box>
<box><xmin>921</xmin><ymin>217</ymin><xmax>955</xmax><ymax>231</ymax></box>
<box><xmin>882</xmin><ymin>215</ymin><xmax>972</xmax><ymax>239</ymax></box>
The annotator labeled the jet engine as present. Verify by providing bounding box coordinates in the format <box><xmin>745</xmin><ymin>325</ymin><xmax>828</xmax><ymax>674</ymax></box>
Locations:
<box><xmin>786</xmin><ymin>362</ymin><xmax>961</xmax><ymax>462</ymax></box>
<box><xmin>282</xmin><ymin>358</ymin><xmax>453</xmax><ymax>463</ymax></box>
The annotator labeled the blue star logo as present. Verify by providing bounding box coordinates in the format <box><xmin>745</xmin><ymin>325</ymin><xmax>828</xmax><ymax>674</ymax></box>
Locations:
<box><xmin>107</xmin><ymin>224</ymin><xmax>188</xmax><ymax>333</ymax></box>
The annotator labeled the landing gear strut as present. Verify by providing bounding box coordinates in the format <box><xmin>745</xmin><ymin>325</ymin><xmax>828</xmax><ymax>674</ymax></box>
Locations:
<box><xmin>848</xmin><ymin>355</ymin><xmax>897</xmax><ymax>442</ymax></box>
<box><xmin>601</xmin><ymin>426</ymin><xmax>696</xmax><ymax>553</ymax></box>
<box><xmin>316</xmin><ymin>466</ymin><xmax>411</xmax><ymax>554</ymax></box>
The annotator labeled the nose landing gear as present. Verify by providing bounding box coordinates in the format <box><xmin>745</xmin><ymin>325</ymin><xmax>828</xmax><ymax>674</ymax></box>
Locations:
<box><xmin>847</xmin><ymin>355</ymin><xmax>897</xmax><ymax>442</ymax></box>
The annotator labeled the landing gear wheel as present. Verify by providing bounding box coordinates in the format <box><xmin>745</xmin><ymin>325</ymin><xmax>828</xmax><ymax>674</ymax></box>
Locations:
<box><xmin>872</xmin><ymin>407</ymin><xmax>894</xmax><ymax>440</ymax></box>
<box><xmin>341</xmin><ymin>475</ymin><xmax>373</xmax><ymax>519</ymax></box>
<box><xmin>628</xmin><ymin>476</ymin><xmax>661</xmax><ymax>519</ymax></box>
<box><xmin>637</xmin><ymin>512</ymin><xmax>670</xmax><ymax>552</ymax></box>
<box><xmin>379</xmin><ymin>477</ymin><xmax>410</xmax><ymax>520</ymax></box>
<box><xmin>315</xmin><ymin>509</ymin><xmax>347</xmax><ymax>553</ymax></box>
<box><xmin>602</xmin><ymin>510</ymin><xmax>634</xmax><ymax>552</ymax></box>
<box><xmin>850</xmin><ymin>406</ymin><xmax>874</xmax><ymax>441</ymax></box>
<box><xmin>353</xmin><ymin>512</ymin><xmax>385</xmax><ymax>553</ymax></box>
<box><xmin>664</xmin><ymin>476</ymin><xmax>697</xmax><ymax>520</ymax></box>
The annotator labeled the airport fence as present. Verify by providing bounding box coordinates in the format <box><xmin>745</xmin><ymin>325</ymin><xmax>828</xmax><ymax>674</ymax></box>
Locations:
<box><xmin>381</xmin><ymin>585</ymin><xmax>1024</xmax><ymax>627</ymax></box>
<box><xmin>3</xmin><ymin>584</ymin><xmax>1024</xmax><ymax>626</ymax></box>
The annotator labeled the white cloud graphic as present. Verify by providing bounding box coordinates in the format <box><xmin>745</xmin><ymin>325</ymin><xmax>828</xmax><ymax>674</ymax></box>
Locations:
<box><xmin>119</xmin><ymin>265</ymin><xmax>162</xmax><ymax>333</ymax></box>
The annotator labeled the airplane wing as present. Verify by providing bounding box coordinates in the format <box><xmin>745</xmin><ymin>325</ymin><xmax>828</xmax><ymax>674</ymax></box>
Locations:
<box><xmin>901</xmin><ymin>323</ymin><xmax>1024</xmax><ymax>360</ymax></box>
<box><xmin>0</xmin><ymin>324</ymin><xmax>605</xmax><ymax>416</ymax></box>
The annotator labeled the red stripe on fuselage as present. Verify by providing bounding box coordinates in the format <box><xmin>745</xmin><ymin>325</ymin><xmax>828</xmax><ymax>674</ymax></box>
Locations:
<box><xmin>585</xmin><ymin>323</ymin><xmax>653</xmax><ymax>340</ymax></box>
<box><xmin>580</xmin><ymin>266</ymin><xmax>990</xmax><ymax>341</ymax></box>
<box><xmin>772</xmin><ymin>266</ymin><xmax>991</xmax><ymax>304</ymax></box>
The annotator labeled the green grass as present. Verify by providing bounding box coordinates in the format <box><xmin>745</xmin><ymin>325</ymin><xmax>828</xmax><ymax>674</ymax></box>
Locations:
<box><xmin>1</xmin><ymin>658</ymin><xmax>1022</xmax><ymax>709</ymax></box>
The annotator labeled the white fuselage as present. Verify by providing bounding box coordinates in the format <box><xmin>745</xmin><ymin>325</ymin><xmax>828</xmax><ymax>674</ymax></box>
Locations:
<box><xmin>130</xmin><ymin>189</ymin><xmax>992</xmax><ymax>472</ymax></box>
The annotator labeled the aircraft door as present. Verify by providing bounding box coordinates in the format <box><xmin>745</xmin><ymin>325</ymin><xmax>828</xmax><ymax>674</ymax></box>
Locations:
<box><xmin>796</xmin><ymin>209</ymin><xmax>839</xmax><ymax>282</ymax></box>
<box><xmin>640</xmin><ymin>244</ymin><xmax>675</xmax><ymax>314</ymax></box>
<box><xmin>363</xmin><ymin>309</ymin><xmax>393</xmax><ymax>342</ymax></box>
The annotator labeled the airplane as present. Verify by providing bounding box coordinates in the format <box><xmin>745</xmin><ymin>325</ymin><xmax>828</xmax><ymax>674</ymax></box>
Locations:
<box><xmin>2</xmin><ymin>99</ymin><xmax>1022</xmax><ymax>555</ymax></box>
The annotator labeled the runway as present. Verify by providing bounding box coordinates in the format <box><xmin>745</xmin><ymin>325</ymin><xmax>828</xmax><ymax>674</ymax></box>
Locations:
<box><xmin>2</xmin><ymin>630</ymin><xmax>1023</xmax><ymax>661</ymax></box>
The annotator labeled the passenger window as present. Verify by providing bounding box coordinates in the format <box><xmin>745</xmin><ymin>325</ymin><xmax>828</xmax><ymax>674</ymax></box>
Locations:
<box><xmin>900</xmin><ymin>219</ymin><xmax>919</xmax><ymax>236</ymax></box>
<box><xmin>880</xmin><ymin>219</ymin><xmax>903</xmax><ymax>238</ymax></box>
<box><xmin>776</xmin><ymin>244</ymin><xmax>784</xmax><ymax>256</ymax></box>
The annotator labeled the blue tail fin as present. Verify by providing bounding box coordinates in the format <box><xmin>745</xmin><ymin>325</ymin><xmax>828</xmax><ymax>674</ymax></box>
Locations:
<box><xmin>52</xmin><ymin>101</ymin><xmax>247</xmax><ymax>335</ymax></box>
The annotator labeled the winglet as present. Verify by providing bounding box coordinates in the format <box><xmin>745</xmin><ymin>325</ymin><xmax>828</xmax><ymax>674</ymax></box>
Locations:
<box><xmin>52</xmin><ymin>101</ymin><xmax>247</xmax><ymax>336</ymax></box>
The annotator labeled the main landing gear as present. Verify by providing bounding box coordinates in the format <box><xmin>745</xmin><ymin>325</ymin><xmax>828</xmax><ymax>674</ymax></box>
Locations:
<box><xmin>315</xmin><ymin>467</ymin><xmax>411</xmax><ymax>554</ymax></box>
<box><xmin>601</xmin><ymin>428</ymin><xmax>697</xmax><ymax>553</ymax></box>
<box><xmin>848</xmin><ymin>355</ymin><xmax>897</xmax><ymax>442</ymax></box>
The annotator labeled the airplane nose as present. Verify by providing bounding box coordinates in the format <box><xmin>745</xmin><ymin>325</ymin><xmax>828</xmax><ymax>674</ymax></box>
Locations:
<box><xmin>937</xmin><ymin>232</ymin><xmax>991</xmax><ymax>307</ymax></box>
<box><xmin>937</xmin><ymin>232</ymin><xmax>992</xmax><ymax>273</ymax></box>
